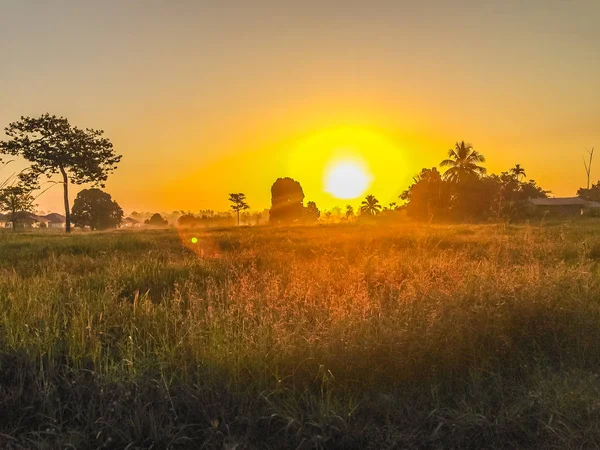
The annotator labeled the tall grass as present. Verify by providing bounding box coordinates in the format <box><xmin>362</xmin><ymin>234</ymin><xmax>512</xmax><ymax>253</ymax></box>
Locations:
<box><xmin>1</xmin><ymin>222</ymin><xmax>600</xmax><ymax>448</ymax></box>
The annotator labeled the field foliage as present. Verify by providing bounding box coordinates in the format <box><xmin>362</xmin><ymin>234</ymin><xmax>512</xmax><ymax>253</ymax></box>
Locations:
<box><xmin>1</xmin><ymin>222</ymin><xmax>600</xmax><ymax>449</ymax></box>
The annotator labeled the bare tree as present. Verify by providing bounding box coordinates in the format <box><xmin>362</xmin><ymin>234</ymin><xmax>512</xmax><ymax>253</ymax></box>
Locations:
<box><xmin>584</xmin><ymin>147</ymin><xmax>595</xmax><ymax>190</ymax></box>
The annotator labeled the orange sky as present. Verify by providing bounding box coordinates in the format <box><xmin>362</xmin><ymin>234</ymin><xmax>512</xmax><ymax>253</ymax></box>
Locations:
<box><xmin>1</xmin><ymin>1</ymin><xmax>599</xmax><ymax>214</ymax></box>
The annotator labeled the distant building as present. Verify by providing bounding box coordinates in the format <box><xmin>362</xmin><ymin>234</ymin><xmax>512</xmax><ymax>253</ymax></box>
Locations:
<box><xmin>527</xmin><ymin>197</ymin><xmax>600</xmax><ymax>215</ymax></box>
<box><xmin>40</xmin><ymin>213</ymin><xmax>66</xmax><ymax>229</ymax></box>
<box><xmin>122</xmin><ymin>217</ymin><xmax>141</xmax><ymax>228</ymax></box>
<box><xmin>0</xmin><ymin>212</ymin><xmax>66</xmax><ymax>229</ymax></box>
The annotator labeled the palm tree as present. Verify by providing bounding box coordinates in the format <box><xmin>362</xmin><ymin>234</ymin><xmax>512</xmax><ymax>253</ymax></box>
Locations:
<box><xmin>345</xmin><ymin>204</ymin><xmax>354</xmax><ymax>219</ymax></box>
<box><xmin>510</xmin><ymin>164</ymin><xmax>526</xmax><ymax>182</ymax></box>
<box><xmin>360</xmin><ymin>194</ymin><xmax>382</xmax><ymax>216</ymax></box>
<box><xmin>440</xmin><ymin>141</ymin><xmax>487</xmax><ymax>182</ymax></box>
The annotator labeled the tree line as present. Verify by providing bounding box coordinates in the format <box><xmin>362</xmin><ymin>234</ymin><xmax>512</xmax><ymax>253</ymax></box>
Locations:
<box><xmin>0</xmin><ymin>114</ymin><xmax>594</xmax><ymax>231</ymax></box>
<box><xmin>265</xmin><ymin>142</ymin><xmax>550</xmax><ymax>224</ymax></box>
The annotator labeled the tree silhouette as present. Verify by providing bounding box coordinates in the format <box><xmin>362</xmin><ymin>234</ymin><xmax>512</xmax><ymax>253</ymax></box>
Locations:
<box><xmin>304</xmin><ymin>201</ymin><xmax>320</xmax><ymax>222</ymax></box>
<box><xmin>400</xmin><ymin>168</ymin><xmax>451</xmax><ymax>220</ymax></box>
<box><xmin>0</xmin><ymin>114</ymin><xmax>121</xmax><ymax>232</ymax></box>
<box><xmin>360</xmin><ymin>194</ymin><xmax>382</xmax><ymax>216</ymax></box>
<box><xmin>145</xmin><ymin>213</ymin><xmax>168</xmax><ymax>227</ymax></box>
<box><xmin>229</xmin><ymin>193</ymin><xmax>250</xmax><ymax>226</ymax></box>
<box><xmin>269</xmin><ymin>178</ymin><xmax>305</xmax><ymax>224</ymax></box>
<box><xmin>345</xmin><ymin>204</ymin><xmax>354</xmax><ymax>220</ymax></box>
<box><xmin>0</xmin><ymin>184</ymin><xmax>35</xmax><ymax>231</ymax></box>
<box><xmin>71</xmin><ymin>188</ymin><xmax>123</xmax><ymax>230</ymax></box>
<box><xmin>440</xmin><ymin>141</ymin><xmax>486</xmax><ymax>183</ymax></box>
<box><xmin>510</xmin><ymin>164</ymin><xmax>526</xmax><ymax>182</ymax></box>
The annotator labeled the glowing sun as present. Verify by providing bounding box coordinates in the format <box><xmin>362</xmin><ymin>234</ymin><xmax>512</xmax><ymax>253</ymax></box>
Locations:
<box><xmin>325</xmin><ymin>161</ymin><xmax>372</xmax><ymax>199</ymax></box>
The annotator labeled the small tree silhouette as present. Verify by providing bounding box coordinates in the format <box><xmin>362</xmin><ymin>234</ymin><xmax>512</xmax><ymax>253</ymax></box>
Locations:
<box><xmin>510</xmin><ymin>164</ymin><xmax>526</xmax><ymax>182</ymax></box>
<box><xmin>304</xmin><ymin>201</ymin><xmax>320</xmax><ymax>222</ymax></box>
<box><xmin>345</xmin><ymin>205</ymin><xmax>354</xmax><ymax>220</ymax></box>
<box><xmin>0</xmin><ymin>184</ymin><xmax>35</xmax><ymax>231</ymax></box>
<box><xmin>360</xmin><ymin>195</ymin><xmax>382</xmax><ymax>216</ymax></box>
<box><xmin>229</xmin><ymin>193</ymin><xmax>249</xmax><ymax>226</ymax></box>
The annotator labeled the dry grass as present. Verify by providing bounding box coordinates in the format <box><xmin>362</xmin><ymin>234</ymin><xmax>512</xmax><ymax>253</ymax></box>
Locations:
<box><xmin>1</xmin><ymin>221</ymin><xmax>600</xmax><ymax>448</ymax></box>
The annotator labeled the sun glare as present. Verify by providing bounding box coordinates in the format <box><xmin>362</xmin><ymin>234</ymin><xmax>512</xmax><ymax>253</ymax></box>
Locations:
<box><xmin>325</xmin><ymin>161</ymin><xmax>372</xmax><ymax>199</ymax></box>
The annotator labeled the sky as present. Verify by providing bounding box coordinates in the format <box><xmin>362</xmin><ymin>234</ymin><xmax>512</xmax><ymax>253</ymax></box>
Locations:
<box><xmin>1</xmin><ymin>0</ymin><xmax>599</xmax><ymax>214</ymax></box>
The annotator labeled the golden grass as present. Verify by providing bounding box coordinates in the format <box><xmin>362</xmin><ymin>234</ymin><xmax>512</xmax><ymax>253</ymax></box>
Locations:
<box><xmin>1</xmin><ymin>222</ymin><xmax>600</xmax><ymax>448</ymax></box>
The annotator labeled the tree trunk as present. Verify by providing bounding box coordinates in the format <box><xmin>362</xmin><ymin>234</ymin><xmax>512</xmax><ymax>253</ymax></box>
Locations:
<box><xmin>60</xmin><ymin>166</ymin><xmax>71</xmax><ymax>232</ymax></box>
<box><xmin>237</xmin><ymin>210</ymin><xmax>240</xmax><ymax>226</ymax></box>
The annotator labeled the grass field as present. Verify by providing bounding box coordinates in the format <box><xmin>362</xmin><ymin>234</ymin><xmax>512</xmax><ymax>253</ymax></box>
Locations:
<box><xmin>1</xmin><ymin>222</ymin><xmax>600</xmax><ymax>449</ymax></box>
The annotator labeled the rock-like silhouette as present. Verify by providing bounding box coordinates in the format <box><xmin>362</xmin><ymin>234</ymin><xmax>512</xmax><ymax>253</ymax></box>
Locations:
<box><xmin>269</xmin><ymin>178</ymin><xmax>305</xmax><ymax>224</ymax></box>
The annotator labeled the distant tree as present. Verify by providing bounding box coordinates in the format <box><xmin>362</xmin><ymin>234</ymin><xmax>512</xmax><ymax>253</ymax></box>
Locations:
<box><xmin>360</xmin><ymin>194</ymin><xmax>382</xmax><ymax>216</ymax></box>
<box><xmin>0</xmin><ymin>184</ymin><xmax>36</xmax><ymax>230</ymax></box>
<box><xmin>71</xmin><ymin>188</ymin><xmax>123</xmax><ymax>230</ymax></box>
<box><xmin>177</xmin><ymin>213</ymin><xmax>198</xmax><ymax>228</ymax></box>
<box><xmin>229</xmin><ymin>193</ymin><xmax>250</xmax><ymax>225</ymax></box>
<box><xmin>304</xmin><ymin>201</ymin><xmax>320</xmax><ymax>222</ymax></box>
<box><xmin>440</xmin><ymin>141</ymin><xmax>486</xmax><ymax>183</ymax></box>
<box><xmin>400</xmin><ymin>168</ymin><xmax>451</xmax><ymax>220</ymax></box>
<box><xmin>145</xmin><ymin>213</ymin><xmax>168</xmax><ymax>226</ymax></box>
<box><xmin>269</xmin><ymin>177</ymin><xmax>305</xmax><ymax>224</ymax></box>
<box><xmin>518</xmin><ymin>179</ymin><xmax>548</xmax><ymax>200</ymax></box>
<box><xmin>578</xmin><ymin>181</ymin><xmax>600</xmax><ymax>202</ymax></box>
<box><xmin>0</xmin><ymin>114</ymin><xmax>121</xmax><ymax>232</ymax></box>
<box><xmin>510</xmin><ymin>164</ymin><xmax>526</xmax><ymax>182</ymax></box>
<box><xmin>345</xmin><ymin>205</ymin><xmax>354</xmax><ymax>220</ymax></box>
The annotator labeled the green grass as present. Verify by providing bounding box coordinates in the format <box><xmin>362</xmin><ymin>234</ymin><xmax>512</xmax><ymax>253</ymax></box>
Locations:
<box><xmin>1</xmin><ymin>221</ymin><xmax>600</xmax><ymax>448</ymax></box>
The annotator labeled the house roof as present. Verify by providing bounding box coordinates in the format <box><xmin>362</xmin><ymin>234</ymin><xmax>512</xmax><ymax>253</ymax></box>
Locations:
<box><xmin>528</xmin><ymin>197</ymin><xmax>588</xmax><ymax>206</ymax></box>
<box><xmin>41</xmin><ymin>213</ymin><xmax>66</xmax><ymax>223</ymax></box>
<box><xmin>123</xmin><ymin>217</ymin><xmax>140</xmax><ymax>224</ymax></box>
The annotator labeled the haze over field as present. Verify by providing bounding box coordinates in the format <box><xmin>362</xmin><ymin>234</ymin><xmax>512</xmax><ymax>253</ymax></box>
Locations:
<box><xmin>2</xmin><ymin>0</ymin><xmax>599</xmax><ymax>212</ymax></box>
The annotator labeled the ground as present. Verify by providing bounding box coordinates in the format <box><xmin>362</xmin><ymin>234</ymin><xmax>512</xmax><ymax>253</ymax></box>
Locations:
<box><xmin>1</xmin><ymin>222</ymin><xmax>600</xmax><ymax>449</ymax></box>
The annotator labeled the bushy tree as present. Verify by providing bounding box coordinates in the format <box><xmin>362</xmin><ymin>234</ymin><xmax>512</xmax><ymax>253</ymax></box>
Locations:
<box><xmin>400</xmin><ymin>168</ymin><xmax>451</xmax><ymax>220</ymax></box>
<box><xmin>578</xmin><ymin>181</ymin><xmax>600</xmax><ymax>202</ymax></box>
<box><xmin>71</xmin><ymin>188</ymin><xmax>123</xmax><ymax>230</ymax></box>
<box><xmin>177</xmin><ymin>213</ymin><xmax>198</xmax><ymax>228</ymax></box>
<box><xmin>0</xmin><ymin>114</ymin><xmax>121</xmax><ymax>232</ymax></box>
<box><xmin>145</xmin><ymin>213</ymin><xmax>168</xmax><ymax>226</ymax></box>
<box><xmin>304</xmin><ymin>201</ymin><xmax>320</xmax><ymax>223</ymax></box>
<box><xmin>269</xmin><ymin>177</ymin><xmax>305</xmax><ymax>224</ymax></box>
